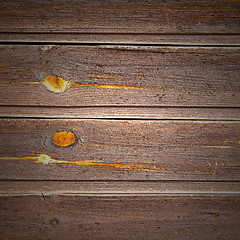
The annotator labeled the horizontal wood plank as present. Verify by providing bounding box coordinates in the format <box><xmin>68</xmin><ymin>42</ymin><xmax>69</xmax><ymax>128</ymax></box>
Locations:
<box><xmin>1</xmin><ymin>181</ymin><xmax>240</xmax><ymax>196</ymax></box>
<box><xmin>0</xmin><ymin>195</ymin><xmax>239</xmax><ymax>239</ymax></box>
<box><xmin>0</xmin><ymin>119</ymin><xmax>239</xmax><ymax>181</ymax></box>
<box><xmin>0</xmin><ymin>0</ymin><xmax>239</xmax><ymax>36</ymax></box>
<box><xmin>0</xmin><ymin>45</ymin><xmax>239</xmax><ymax>107</ymax></box>
<box><xmin>1</xmin><ymin>106</ymin><xmax>240</xmax><ymax>120</ymax></box>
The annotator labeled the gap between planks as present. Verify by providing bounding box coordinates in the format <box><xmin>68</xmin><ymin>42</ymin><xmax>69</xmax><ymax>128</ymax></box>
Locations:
<box><xmin>0</xmin><ymin>180</ymin><xmax>240</xmax><ymax>196</ymax></box>
<box><xmin>0</xmin><ymin>41</ymin><xmax>240</xmax><ymax>47</ymax></box>
<box><xmin>0</xmin><ymin>40</ymin><xmax>240</xmax><ymax>47</ymax></box>
<box><xmin>1</xmin><ymin>181</ymin><xmax>240</xmax><ymax>196</ymax></box>
<box><xmin>1</xmin><ymin>106</ymin><xmax>240</xmax><ymax>120</ymax></box>
<box><xmin>1</xmin><ymin>32</ymin><xmax>240</xmax><ymax>46</ymax></box>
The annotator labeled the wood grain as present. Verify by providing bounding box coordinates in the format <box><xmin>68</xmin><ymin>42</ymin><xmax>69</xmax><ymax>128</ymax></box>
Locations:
<box><xmin>1</xmin><ymin>1</ymin><xmax>239</xmax><ymax>239</ymax></box>
<box><xmin>0</xmin><ymin>119</ymin><xmax>239</xmax><ymax>181</ymax></box>
<box><xmin>1</xmin><ymin>181</ymin><xmax>240</xmax><ymax>196</ymax></box>
<box><xmin>1</xmin><ymin>195</ymin><xmax>239</xmax><ymax>239</ymax></box>
<box><xmin>1</xmin><ymin>106</ymin><xmax>240</xmax><ymax>120</ymax></box>
<box><xmin>0</xmin><ymin>0</ymin><xmax>239</xmax><ymax>35</ymax></box>
<box><xmin>0</xmin><ymin>45</ymin><xmax>239</xmax><ymax>107</ymax></box>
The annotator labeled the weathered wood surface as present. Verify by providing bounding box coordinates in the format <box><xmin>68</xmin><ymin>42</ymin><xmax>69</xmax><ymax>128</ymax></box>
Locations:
<box><xmin>1</xmin><ymin>1</ymin><xmax>239</xmax><ymax>239</ymax></box>
<box><xmin>0</xmin><ymin>0</ymin><xmax>239</xmax><ymax>35</ymax></box>
<box><xmin>0</xmin><ymin>45</ymin><xmax>239</xmax><ymax>107</ymax></box>
<box><xmin>1</xmin><ymin>181</ymin><xmax>240</xmax><ymax>196</ymax></box>
<box><xmin>1</xmin><ymin>106</ymin><xmax>240</xmax><ymax>120</ymax></box>
<box><xmin>1</xmin><ymin>33</ymin><xmax>240</xmax><ymax>45</ymax></box>
<box><xmin>0</xmin><ymin>119</ymin><xmax>239</xmax><ymax>181</ymax></box>
<box><xmin>1</xmin><ymin>195</ymin><xmax>240</xmax><ymax>240</ymax></box>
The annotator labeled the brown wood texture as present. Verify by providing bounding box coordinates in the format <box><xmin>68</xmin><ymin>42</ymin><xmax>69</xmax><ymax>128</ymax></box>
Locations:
<box><xmin>0</xmin><ymin>0</ymin><xmax>239</xmax><ymax>35</ymax></box>
<box><xmin>1</xmin><ymin>1</ymin><xmax>240</xmax><ymax>238</ymax></box>
<box><xmin>1</xmin><ymin>195</ymin><xmax>240</xmax><ymax>240</ymax></box>
<box><xmin>1</xmin><ymin>181</ymin><xmax>240</xmax><ymax>196</ymax></box>
<box><xmin>0</xmin><ymin>119</ymin><xmax>239</xmax><ymax>181</ymax></box>
<box><xmin>1</xmin><ymin>106</ymin><xmax>240</xmax><ymax>120</ymax></box>
<box><xmin>0</xmin><ymin>45</ymin><xmax>239</xmax><ymax>107</ymax></box>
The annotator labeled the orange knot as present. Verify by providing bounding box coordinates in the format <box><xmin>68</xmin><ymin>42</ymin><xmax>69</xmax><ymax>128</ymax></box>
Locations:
<box><xmin>42</xmin><ymin>75</ymin><xmax>69</xmax><ymax>93</ymax></box>
<box><xmin>52</xmin><ymin>131</ymin><xmax>77</xmax><ymax>147</ymax></box>
<box><xmin>50</xmin><ymin>218</ymin><xmax>59</xmax><ymax>225</ymax></box>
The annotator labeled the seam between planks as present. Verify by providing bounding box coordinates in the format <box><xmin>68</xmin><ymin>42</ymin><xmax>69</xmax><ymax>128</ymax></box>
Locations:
<box><xmin>1</xmin><ymin>106</ymin><xmax>240</xmax><ymax>108</ymax></box>
<box><xmin>1</xmin><ymin>116</ymin><xmax>240</xmax><ymax>121</ymax></box>
<box><xmin>1</xmin><ymin>193</ymin><xmax>240</xmax><ymax>197</ymax></box>
<box><xmin>1</xmin><ymin>180</ymin><xmax>240</xmax><ymax>182</ymax></box>
<box><xmin>0</xmin><ymin>41</ymin><xmax>240</xmax><ymax>47</ymax></box>
<box><xmin>0</xmin><ymin>117</ymin><xmax>239</xmax><ymax>122</ymax></box>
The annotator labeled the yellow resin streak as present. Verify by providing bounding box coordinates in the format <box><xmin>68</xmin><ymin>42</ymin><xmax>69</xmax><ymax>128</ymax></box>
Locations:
<box><xmin>22</xmin><ymin>75</ymin><xmax>169</xmax><ymax>93</ymax></box>
<box><xmin>0</xmin><ymin>154</ymin><xmax>165</xmax><ymax>172</ymax></box>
